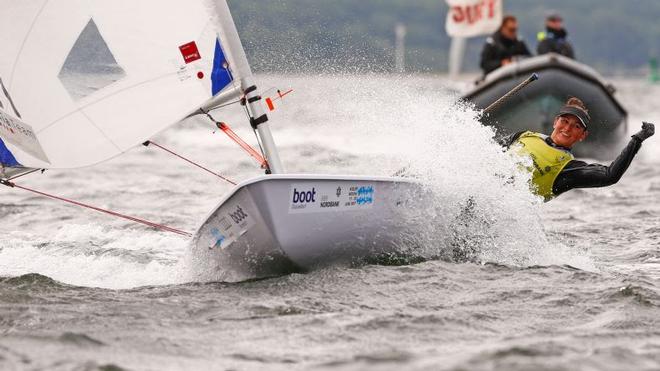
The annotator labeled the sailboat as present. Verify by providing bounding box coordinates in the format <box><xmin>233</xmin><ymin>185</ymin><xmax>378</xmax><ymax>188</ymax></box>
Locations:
<box><xmin>0</xmin><ymin>1</ymin><xmax>429</xmax><ymax>282</ymax></box>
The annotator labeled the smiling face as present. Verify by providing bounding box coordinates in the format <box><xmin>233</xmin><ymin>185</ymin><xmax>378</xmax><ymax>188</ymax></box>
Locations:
<box><xmin>550</xmin><ymin>114</ymin><xmax>588</xmax><ymax>148</ymax></box>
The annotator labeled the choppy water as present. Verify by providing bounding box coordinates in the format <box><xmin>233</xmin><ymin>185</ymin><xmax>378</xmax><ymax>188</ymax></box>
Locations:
<box><xmin>1</xmin><ymin>75</ymin><xmax>659</xmax><ymax>370</ymax></box>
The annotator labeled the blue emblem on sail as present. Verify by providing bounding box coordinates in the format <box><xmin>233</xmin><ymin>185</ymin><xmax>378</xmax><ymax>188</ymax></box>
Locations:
<box><xmin>0</xmin><ymin>138</ymin><xmax>20</xmax><ymax>166</ymax></box>
<box><xmin>211</xmin><ymin>38</ymin><xmax>233</xmax><ymax>95</ymax></box>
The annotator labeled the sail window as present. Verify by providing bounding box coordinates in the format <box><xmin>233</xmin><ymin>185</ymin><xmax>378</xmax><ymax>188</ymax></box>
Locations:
<box><xmin>58</xmin><ymin>19</ymin><xmax>126</xmax><ymax>101</ymax></box>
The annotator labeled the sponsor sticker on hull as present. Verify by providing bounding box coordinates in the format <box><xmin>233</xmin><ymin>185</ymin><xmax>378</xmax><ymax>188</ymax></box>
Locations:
<box><xmin>208</xmin><ymin>203</ymin><xmax>255</xmax><ymax>250</ymax></box>
<box><xmin>289</xmin><ymin>183</ymin><xmax>376</xmax><ymax>214</ymax></box>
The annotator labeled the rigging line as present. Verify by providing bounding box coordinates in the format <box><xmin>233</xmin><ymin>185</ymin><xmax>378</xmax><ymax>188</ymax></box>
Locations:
<box><xmin>240</xmin><ymin>102</ymin><xmax>268</xmax><ymax>161</ymax></box>
<box><xmin>241</xmin><ymin>100</ymin><xmax>267</xmax><ymax>160</ymax></box>
<box><xmin>200</xmin><ymin>109</ymin><xmax>268</xmax><ymax>168</ymax></box>
<box><xmin>208</xmin><ymin>99</ymin><xmax>242</xmax><ymax>112</ymax></box>
<box><xmin>216</xmin><ymin>122</ymin><xmax>268</xmax><ymax>168</ymax></box>
<box><xmin>221</xmin><ymin>57</ymin><xmax>267</xmax><ymax>164</ymax></box>
<box><xmin>0</xmin><ymin>180</ymin><xmax>192</xmax><ymax>237</ymax></box>
<box><xmin>251</xmin><ymin>125</ymin><xmax>267</xmax><ymax>165</ymax></box>
<box><xmin>144</xmin><ymin>141</ymin><xmax>236</xmax><ymax>185</ymax></box>
<box><xmin>8</xmin><ymin>168</ymin><xmax>42</xmax><ymax>181</ymax></box>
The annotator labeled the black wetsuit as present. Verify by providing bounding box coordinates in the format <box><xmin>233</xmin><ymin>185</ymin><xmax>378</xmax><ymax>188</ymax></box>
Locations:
<box><xmin>499</xmin><ymin>132</ymin><xmax>643</xmax><ymax>197</ymax></box>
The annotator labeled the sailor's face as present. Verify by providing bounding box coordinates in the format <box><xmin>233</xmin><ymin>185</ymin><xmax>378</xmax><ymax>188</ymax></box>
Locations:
<box><xmin>551</xmin><ymin>115</ymin><xmax>587</xmax><ymax>148</ymax></box>
<box><xmin>501</xmin><ymin>21</ymin><xmax>518</xmax><ymax>39</ymax></box>
<box><xmin>547</xmin><ymin>19</ymin><xmax>563</xmax><ymax>31</ymax></box>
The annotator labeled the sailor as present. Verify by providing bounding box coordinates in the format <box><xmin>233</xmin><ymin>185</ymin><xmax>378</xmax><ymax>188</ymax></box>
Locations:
<box><xmin>537</xmin><ymin>12</ymin><xmax>575</xmax><ymax>59</ymax></box>
<box><xmin>479</xmin><ymin>15</ymin><xmax>532</xmax><ymax>75</ymax></box>
<box><xmin>499</xmin><ymin>97</ymin><xmax>655</xmax><ymax>201</ymax></box>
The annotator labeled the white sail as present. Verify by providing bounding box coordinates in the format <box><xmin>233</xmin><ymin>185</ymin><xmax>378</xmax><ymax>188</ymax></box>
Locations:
<box><xmin>0</xmin><ymin>0</ymin><xmax>236</xmax><ymax>172</ymax></box>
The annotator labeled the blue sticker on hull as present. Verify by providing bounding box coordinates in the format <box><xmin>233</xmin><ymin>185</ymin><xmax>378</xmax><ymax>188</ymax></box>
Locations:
<box><xmin>210</xmin><ymin>227</ymin><xmax>226</xmax><ymax>249</ymax></box>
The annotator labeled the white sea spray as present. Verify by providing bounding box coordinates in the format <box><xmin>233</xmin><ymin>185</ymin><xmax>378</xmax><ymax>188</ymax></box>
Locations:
<box><xmin>264</xmin><ymin>73</ymin><xmax>595</xmax><ymax>269</ymax></box>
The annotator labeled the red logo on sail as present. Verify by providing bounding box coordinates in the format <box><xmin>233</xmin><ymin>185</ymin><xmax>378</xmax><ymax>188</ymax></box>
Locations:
<box><xmin>179</xmin><ymin>41</ymin><xmax>201</xmax><ymax>64</ymax></box>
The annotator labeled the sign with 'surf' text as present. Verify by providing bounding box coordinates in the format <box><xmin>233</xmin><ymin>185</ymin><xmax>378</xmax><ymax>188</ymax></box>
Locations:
<box><xmin>445</xmin><ymin>0</ymin><xmax>502</xmax><ymax>38</ymax></box>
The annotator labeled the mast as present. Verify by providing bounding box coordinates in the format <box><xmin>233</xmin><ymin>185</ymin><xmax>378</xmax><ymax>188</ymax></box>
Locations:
<box><xmin>212</xmin><ymin>0</ymin><xmax>284</xmax><ymax>174</ymax></box>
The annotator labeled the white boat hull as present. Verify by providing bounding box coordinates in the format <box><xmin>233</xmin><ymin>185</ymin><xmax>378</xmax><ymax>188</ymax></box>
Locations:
<box><xmin>190</xmin><ymin>174</ymin><xmax>429</xmax><ymax>282</ymax></box>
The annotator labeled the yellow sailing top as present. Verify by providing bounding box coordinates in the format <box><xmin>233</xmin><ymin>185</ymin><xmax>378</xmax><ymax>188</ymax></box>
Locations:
<box><xmin>515</xmin><ymin>131</ymin><xmax>574</xmax><ymax>201</ymax></box>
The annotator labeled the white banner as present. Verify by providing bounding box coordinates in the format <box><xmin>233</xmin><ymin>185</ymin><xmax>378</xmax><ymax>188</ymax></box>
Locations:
<box><xmin>445</xmin><ymin>0</ymin><xmax>503</xmax><ymax>38</ymax></box>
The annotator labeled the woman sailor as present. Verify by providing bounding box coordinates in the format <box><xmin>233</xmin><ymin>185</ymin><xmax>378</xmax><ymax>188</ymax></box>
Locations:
<box><xmin>500</xmin><ymin>98</ymin><xmax>655</xmax><ymax>201</ymax></box>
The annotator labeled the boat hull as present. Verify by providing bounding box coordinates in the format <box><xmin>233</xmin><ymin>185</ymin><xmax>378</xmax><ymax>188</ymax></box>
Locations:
<box><xmin>190</xmin><ymin>174</ymin><xmax>429</xmax><ymax>282</ymax></box>
<box><xmin>463</xmin><ymin>54</ymin><xmax>628</xmax><ymax>159</ymax></box>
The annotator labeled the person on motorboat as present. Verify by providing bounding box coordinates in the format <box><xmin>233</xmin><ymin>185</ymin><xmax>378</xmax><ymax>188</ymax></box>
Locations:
<box><xmin>480</xmin><ymin>15</ymin><xmax>532</xmax><ymax>75</ymax></box>
<box><xmin>536</xmin><ymin>12</ymin><xmax>575</xmax><ymax>59</ymax></box>
<box><xmin>499</xmin><ymin>97</ymin><xmax>655</xmax><ymax>201</ymax></box>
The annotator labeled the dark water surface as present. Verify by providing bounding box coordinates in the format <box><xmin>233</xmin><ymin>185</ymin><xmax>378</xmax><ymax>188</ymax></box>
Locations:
<box><xmin>1</xmin><ymin>76</ymin><xmax>659</xmax><ymax>370</ymax></box>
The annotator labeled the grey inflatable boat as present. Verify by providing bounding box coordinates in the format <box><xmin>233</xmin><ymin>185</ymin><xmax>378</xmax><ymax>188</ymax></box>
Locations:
<box><xmin>463</xmin><ymin>53</ymin><xmax>627</xmax><ymax>159</ymax></box>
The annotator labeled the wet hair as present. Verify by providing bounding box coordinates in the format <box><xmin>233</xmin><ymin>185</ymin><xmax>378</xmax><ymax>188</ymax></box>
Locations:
<box><xmin>501</xmin><ymin>15</ymin><xmax>517</xmax><ymax>28</ymax></box>
<box><xmin>565</xmin><ymin>97</ymin><xmax>589</xmax><ymax>113</ymax></box>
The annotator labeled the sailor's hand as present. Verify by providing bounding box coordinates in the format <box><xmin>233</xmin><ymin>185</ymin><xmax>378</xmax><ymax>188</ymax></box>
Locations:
<box><xmin>633</xmin><ymin>122</ymin><xmax>655</xmax><ymax>141</ymax></box>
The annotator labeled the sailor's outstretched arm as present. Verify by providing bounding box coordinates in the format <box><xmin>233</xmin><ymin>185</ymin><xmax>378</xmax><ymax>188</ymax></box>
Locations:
<box><xmin>553</xmin><ymin>122</ymin><xmax>654</xmax><ymax>195</ymax></box>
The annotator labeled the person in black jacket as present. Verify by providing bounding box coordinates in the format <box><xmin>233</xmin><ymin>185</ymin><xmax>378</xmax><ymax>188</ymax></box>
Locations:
<box><xmin>479</xmin><ymin>15</ymin><xmax>531</xmax><ymax>75</ymax></box>
<box><xmin>537</xmin><ymin>13</ymin><xmax>575</xmax><ymax>59</ymax></box>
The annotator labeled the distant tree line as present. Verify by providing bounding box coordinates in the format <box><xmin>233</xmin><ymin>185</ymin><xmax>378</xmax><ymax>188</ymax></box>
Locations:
<box><xmin>229</xmin><ymin>0</ymin><xmax>660</xmax><ymax>74</ymax></box>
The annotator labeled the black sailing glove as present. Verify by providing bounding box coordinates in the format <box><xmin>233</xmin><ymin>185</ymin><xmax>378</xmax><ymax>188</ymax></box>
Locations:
<box><xmin>632</xmin><ymin>122</ymin><xmax>655</xmax><ymax>142</ymax></box>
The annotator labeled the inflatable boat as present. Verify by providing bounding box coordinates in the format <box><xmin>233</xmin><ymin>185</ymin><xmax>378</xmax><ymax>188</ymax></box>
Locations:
<box><xmin>463</xmin><ymin>53</ymin><xmax>628</xmax><ymax>159</ymax></box>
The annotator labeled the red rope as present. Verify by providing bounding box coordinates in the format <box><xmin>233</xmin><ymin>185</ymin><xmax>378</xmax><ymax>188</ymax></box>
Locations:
<box><xmin>216</xmin><ymin>122</ymin><xmax>269</xmax><ymax>169</ymax></box>
<box><xmin>146</xmin><ymin>141</ymin><xmax>237</xmax><ymax>185</ymax></box>
<box><xmin>2</xmin><ymin>181</ymin><xmax>192</xmax><ymax>237</ymax></box>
